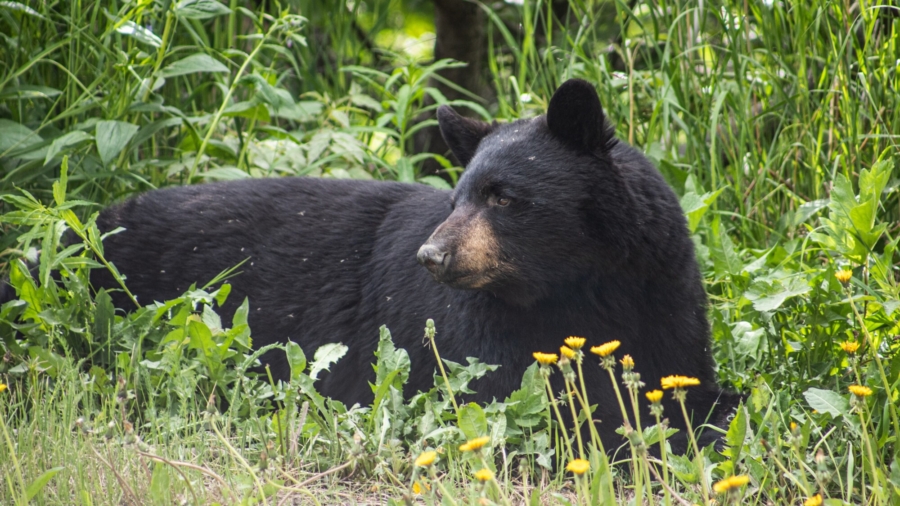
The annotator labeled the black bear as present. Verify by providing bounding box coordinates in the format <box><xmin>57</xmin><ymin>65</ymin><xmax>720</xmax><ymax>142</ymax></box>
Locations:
<box><xmin>10</xmin><ymin>79</ymin><xmax>738</xmax><ymax>451</ymax></box>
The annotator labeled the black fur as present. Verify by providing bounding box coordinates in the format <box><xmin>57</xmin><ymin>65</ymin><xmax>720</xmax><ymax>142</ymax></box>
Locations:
<box><xmin>6</xmin><ymin>79</ymin><xmax>738</xmax><ymax>452</ymax></box>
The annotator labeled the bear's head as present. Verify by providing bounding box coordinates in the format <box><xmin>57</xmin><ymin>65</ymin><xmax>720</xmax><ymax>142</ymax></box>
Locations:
<box><xmin>418</xmin><ymin>79</ymin><xmax>638</xmax><ymax>306</ymax></box>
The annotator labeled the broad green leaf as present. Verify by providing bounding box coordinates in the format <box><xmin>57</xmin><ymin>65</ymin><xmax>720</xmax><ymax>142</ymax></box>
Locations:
<box><xmin>374</xmin><ymin>326</ymin><xmax>410</xmax><ymax>389</ymax></box>
<box><xmin>710</xmin><ymin>221</ymin><xmax>742</xmax><ymax>278</ymax></box>
<box><xmin>0</xmin><ymin>85</ymin><xmax>61</xmax><ymax>101</ymax></box>
<box><xmin>286</xmin><ymin>341</ymin><xmax>307</xmax><ymax>379</ymax></box>
<box><xmin>174</xmin><ymin>0</ymin><xmax>231</xmax><ymax>19</ymax></box>
<box><xmin>418</xmin><ymin>175</ymin><xmax>452</xmax><ymax>190</ymax></box>
<box><xmin>309</xmin><ymin>342</ymin><xmax>348</xmax><ymax>380</ymax></box>
<box><xmin>52</xmin><ymin>155</ymin><xmax>69</xmax><ymax>205</ymax></box>
<box><xmin>803</xmin><ymin>388</ymin><xmax>849</xmax><ymax>418</ymax></box>
<box><xmin>187</xmin><ymin>319</ymin><xmax>216</xmax><ymax>357</ymax></box>
<box><xmin>114</xmin><ymin>19</ymin><xmax>162</xmax><ymax>47</ymax></box>
<box><xmin>160</xmin><ymin>53</ymin><xmax>229</xmax><ymax>78</ymax></box>
<box><xmin>25</xmin><ymin>466</ymin><xmax>64</xmax><ymax>501</ymax></box>
<box><xmin>200</xmin><ymin>305</ymin><xmax>222</xmax><ymax>333</ymax></box>
<box><xmin>95</xmin><ymin>120</ymin><xmax>139</xmax><ymax>165</ymax></box>
<box><xmin>44</xmin><ymin>130</ymin><xmax>92</xmax><ymax>165</ymax></box>
<box><xmin>859</xmin><ymin>160</ymin><xmax>892</xmax><ymax>207</ymax></box>
<box><xmin>200</xmin><ymin>167</ymin><xmax>252</xmax><ymax>180</ymax></box>
<box><xmin>848</xmin><ymin>199</ymin><xmax>876</xmax><ymax>237</ymax></box>
<box><xmin>828</xmin><ymin>173</ymin><xmax>857</xmax><ymax>217</ymax></box>
<box><xmin>222</xmin><ymin>101</ymin><xmax>271</xmax><ymax>122</ymax></box>
<box><xmin>744</xmin><ymin>276</ymin><xmax>810</xmax><ymax>312</ymax></box>
<box><xmin>0</xmin><ymin>119</ymin><xmax>41</xmax><ymax>153</ymax></box>
<box><xmin>458</xmin><ymin>403</ymin><xmax>487</xmax><ymax>440</ymax></box>
<box><xmin>725</xmin><ymin>405</ymin><xmax>747</xmax><ymax>462</ymax></box>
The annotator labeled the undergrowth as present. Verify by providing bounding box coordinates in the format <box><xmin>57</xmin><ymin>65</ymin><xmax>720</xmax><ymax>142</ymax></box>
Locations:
<box><xmin>1</xmin><ymin>0</ymin><xmax>899</xmax><ymax>504</ymax></box>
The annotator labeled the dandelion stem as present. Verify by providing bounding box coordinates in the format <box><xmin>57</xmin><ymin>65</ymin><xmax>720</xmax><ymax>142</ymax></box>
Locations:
<box><xmin>542</xmin><ymin>375</ymin><xmax>575</xmax><ymax>462</ymax></box>
<box><xmin>425</xmin><ymin>320</ymin><xmax>459</xmax><ymax>416</ymax></box>
<box><xmin>575</xmin><ymin>357</ymin><xmax>605</xmax><ymax>453</ymax></box>
<box><xmin>565</xmin><ymin>379</ymin><xmax>585</xmax><ymax>459</ymax></box>
<box><xmin>654</xmin><ymin>413</ymin><xmax>672</xmax><ymax>506</ymax></box>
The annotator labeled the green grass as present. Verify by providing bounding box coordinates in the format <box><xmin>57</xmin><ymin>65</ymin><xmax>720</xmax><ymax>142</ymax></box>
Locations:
<box><xmin>1</xmin><ymin>0</ymin><xmax>899</xmax><ymax>504</ymax></box>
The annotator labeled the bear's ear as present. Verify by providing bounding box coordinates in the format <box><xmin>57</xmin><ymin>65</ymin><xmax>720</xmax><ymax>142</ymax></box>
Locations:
<box><xmin>546</xmin><ymin>79</ymin><xmax>615</xmax><ymax>153</ymax></box>
<box><xmin>437</xmin><ymin>105</ymin><xmax>495</xmax><ymax>167</ymax></box>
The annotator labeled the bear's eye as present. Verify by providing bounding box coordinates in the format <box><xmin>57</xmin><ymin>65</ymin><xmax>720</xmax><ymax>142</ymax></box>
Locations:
<box><xmin>497</xmin><ymin>197</ymin><xmax>510</xmax><ymax>207</ymax></box>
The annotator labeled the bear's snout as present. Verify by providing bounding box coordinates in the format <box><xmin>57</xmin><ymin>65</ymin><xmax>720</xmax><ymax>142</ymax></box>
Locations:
<box><xmin>417</xmin><ymin>243</ymin><xmax>450</xmax><ymax>276</ymax></box>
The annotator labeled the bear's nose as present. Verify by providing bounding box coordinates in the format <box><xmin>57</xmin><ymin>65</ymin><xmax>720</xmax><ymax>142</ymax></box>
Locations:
<box><xmin>417</xmin><ymin>244</ymin><xmax>450</xmax><ymax>275</ymax></box>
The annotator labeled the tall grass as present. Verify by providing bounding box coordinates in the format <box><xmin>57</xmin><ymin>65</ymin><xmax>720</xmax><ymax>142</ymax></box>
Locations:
<box><xmin>1</xmin><ymin>0</ymin><xmax>898</xmax><ymax>504</ymax></box>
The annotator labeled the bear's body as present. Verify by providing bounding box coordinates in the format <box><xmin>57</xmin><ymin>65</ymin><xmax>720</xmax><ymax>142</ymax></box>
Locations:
<box><xmin>85</xmin><ymin>79</ymin><xmax>736</xmax><ymax>451</ymax></box>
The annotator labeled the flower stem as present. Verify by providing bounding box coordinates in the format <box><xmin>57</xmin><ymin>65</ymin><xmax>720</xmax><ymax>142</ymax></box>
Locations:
<box><xmin>654</xmin><ymin>413</ymin><xmax>672</xmax><ymax>506</ymax></box>
<box><xmin>425</xmin><ymin>320</ymin><xmax>459</xmax><ymax>416</ymax></box>
<box><xmin>575</xmin><ymin>357</ymin><xmax>605</xmax><ymax>453</ymax></box>
<box><xmin>543</xmin><ymin>374</ymin><xmax>575</xmax><ymax>462</ymax></box>
<box><xmin>565</xmin><ymin>379</ymin><xmax>585</xmax><ymax>459</ymax></box>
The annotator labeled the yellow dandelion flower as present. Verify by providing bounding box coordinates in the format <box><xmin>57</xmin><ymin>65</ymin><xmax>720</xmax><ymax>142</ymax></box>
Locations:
<box><xmin>564</xmin><ymin>336</ymin><xmax>586</xmax><ymax>349</ymax></box>
<box><xmin>590</xmin><ymin>340</ymin><xmax>621</xmax><ymax>357</ymax></box>
<box><xmin>620</xmin><ymin>354</ymin><xmax>634</xmax><ymax>369</ymax></box>
<box><xmin>804</xmin><ymin>494</ymin><xmax>823</xmax><ymax>506</ymax></box>
<box><xmin>459</xmin><ymin>436</ymin><xmax>490</xmax><ymax>452</ymax></box>
<box><xmin>835</xmin><ymin>269</ymin><xmax>852</xmax><ymax>284</ymax></box>
<box><xmin>566</xmin><ymin>458</ymin><xmax>590</xmax><ymax>475</ymax></box>
<box><xmin>560</xmin><ymin>345</ymin><xmax>576</xmax><ymax>359</ymax></box>
<box><xmin>839</xmin><ymin>341</ymin><xmax>860</xmax><ymax>354</ymax></box>
<box><xmin>646</xmin><ymin>389</ymin><xmax>663</xmax><ymax>403</ymax></box>
<box><xmin>415</xmin><ymin>451</ymin><xmax>436</xmax><ymax>467</ymax></box>
<box><xmin>712</xmin><ymin>475</ymin><xmax>750</xmax><ymax>494</ymax></box>
<box><xmin>790</xmin><ymin>422</ymin><xmax>798</xmax><ymax>432</ymax></box>
<box><xmin>661</xmin><ymin>375</ymin><xmax>701</xmax><ymax>390</ymax></box>
<box><xmin>533</xmin><ymin>352</ymin><xmax>558</xmax><ymax>365</ymax></box>
<box><xmin>412</xmin><ymin>481</ymin><xmax>431</xmax><ymax>494</ymax></box>
<box><xmin>848</xmin><ymin>385</ymin><xmax>872</xmax><ymax>397</ymax></box>
<box><xmin>473</xmin><ymin>468</ymin><xmax>494</xmax><ymax>481</ymax></box>
<box><xmin>0</xmin><ymin>383</ymin><xmax>7</xmax><ymax>393</ymax></box>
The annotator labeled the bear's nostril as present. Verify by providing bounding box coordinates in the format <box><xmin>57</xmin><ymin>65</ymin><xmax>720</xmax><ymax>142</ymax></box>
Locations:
<box><xmin>417</xmin><ymin>244</ymin><xmax>449</xmax><ymax>272</ymax></box>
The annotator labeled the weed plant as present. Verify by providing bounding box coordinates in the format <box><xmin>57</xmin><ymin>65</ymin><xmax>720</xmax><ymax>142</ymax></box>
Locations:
<box><xmin>1</xmin><ymin>0</ymin><xmax>899</xmax><ymax>504</ymax></box>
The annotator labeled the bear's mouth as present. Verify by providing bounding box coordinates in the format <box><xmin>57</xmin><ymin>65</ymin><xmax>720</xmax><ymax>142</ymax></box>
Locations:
<box><xmin>436</xmin><ymin>271</ymin><xmax>494</xmax><ymax>290</ymax></box>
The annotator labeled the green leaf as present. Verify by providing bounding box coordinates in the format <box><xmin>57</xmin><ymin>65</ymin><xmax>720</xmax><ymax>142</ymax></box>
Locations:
<box><xmin>858</xmin><ymin>160</ymin><xmax>892</xmax><ymax>207</ymax></box>
<box><xmin>710</xmin><ymin>220</ymin><xmax>742</xmax><ymax>278</ymax></box>
<box><xmin>160</xmin><ymin>53</ymin><xmax>229</xmax><ymax>78</ymax></box>
<box><xmin>0</xmin><ymin>85</ymin><xmax>61</xmax><ymax>101</ymax></box>
<box><xmin>744</xmin><ymin>276</ymin><xmax>810</xmax><ymax>312</ymax></box>
<box><xmin>0</xmin><ymin>119</ymin><xmax>41</xmax><ymax>153</ymax></box>
<box><xmin>148</xmin><ymin>462</ymin><xmax>170</xmax><ymax>502</ymax></box>
<box><xmin>0</xmin><ymin>2</ymin><xmax>47</xmax><ymax>19</ymax></box>
<box><xmin>92</xmin><ymin>289</ymin><xmax>115</xmax><ymax>344</ymax></box>
<box><xmin>458</xmin><ymin>403</ymin><xmax>487</xmax><ymax>440</ymax></box>
<box><xmin>308</xmin><ymin>342</ymin><xmax>348</xmax><ymax>380</ymax></box>
<box><xmin>52</xmin><ymin>156</ymin><xmax>69</xmax><ymax>205</ymax></box>
<box><xmin>44</xmin><ymin>130</ymin><xmax>92</xmax><ymax>165</ymax></box>
<box><xmin>174</xmin><ymin>0</ymin><xmax>231</xmax><ymax>19</ymax></box>
<box><xmin>286</xmin><ymin>342</ymin><xmax>307</xmax><ymax>379</ymax></box>
<box><xmin>418</xmin><ymin>175</ymin><xmax>452</xmax><ymax>190</ymax></box>
<box><xmin>95</xmin><ymin>120</ymin><xmax>139</xmax><ymax>165</ymax></box>
<box><xmin>222</xmin><ymin>101</ymin><xmax>271</xmax><ymax>122</ymax></box>
<box><xmin>113</xmin><ymin>19</ymin><xmax>162</xmax><ymax>47</ymax></box>
<box><xmin>828</xmin><ymin>173</ymin><xmax>857</xmax><ymax>217</ymax></box>
<box><xmin>725</xmin><ymin>405</ymin><xmax>747</xmax><ymax>462</ymax></box>
<box><xmin>25</xmin><ymin>466</ymin><xmax>64</xmax><ymax>501</ymax></box>
<box><xmin>803</xmin><ymin>388</ymin><xmax>849</xmax><ymax>418</ymax></box>
<box><xmin>374</xmin><ymin>326</ymin><xmax>410</xmax><ymax>390</ymax></box>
